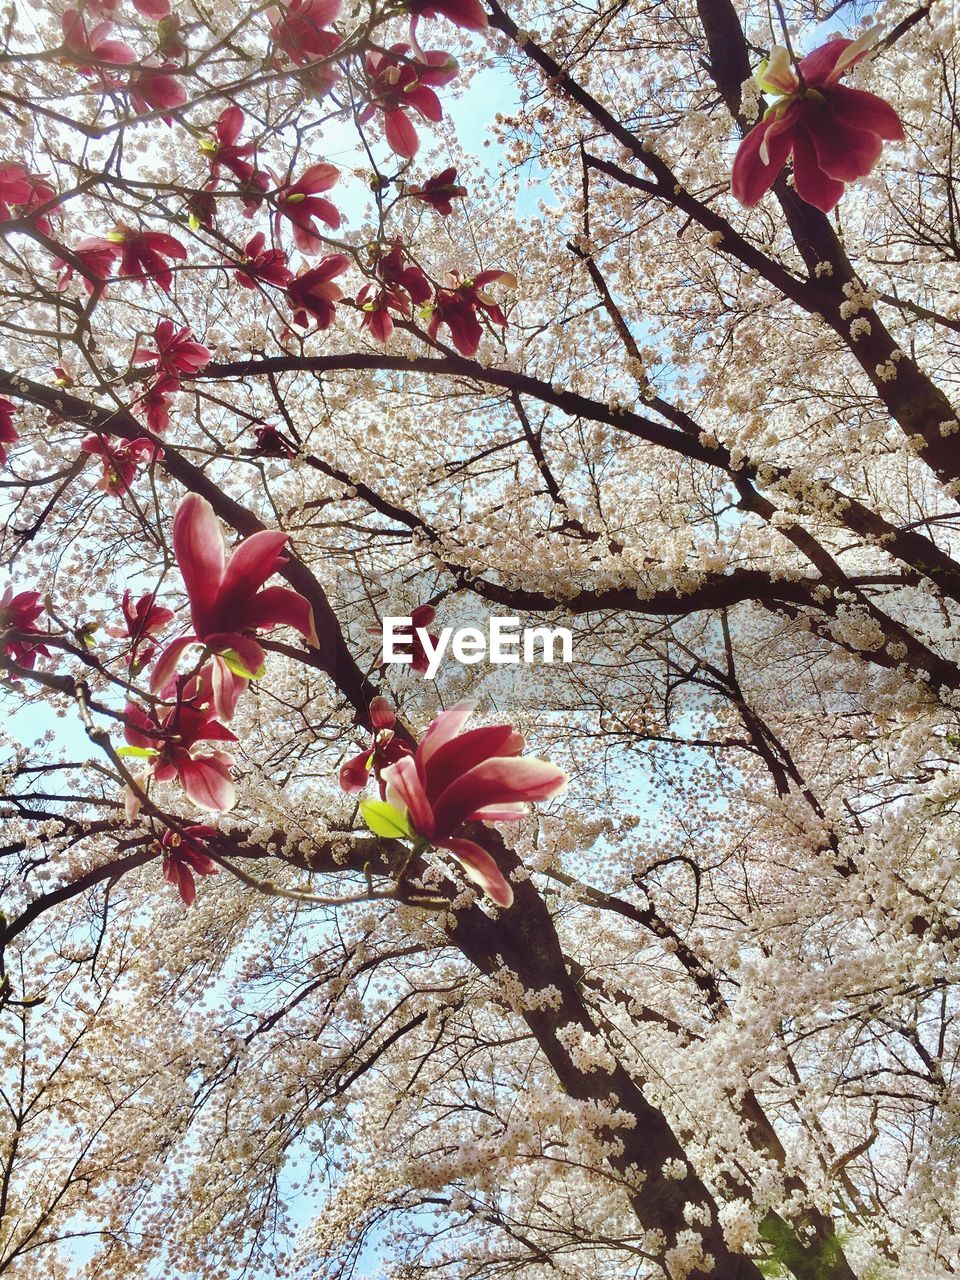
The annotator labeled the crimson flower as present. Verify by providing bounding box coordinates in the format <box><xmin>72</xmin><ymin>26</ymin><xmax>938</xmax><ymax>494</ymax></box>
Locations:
<box><xmin>0</xmin><ymin>164</ymin><xmax>57</xmax><ymax>234</ymax></box>
<box><xmin>127</xmin><ymin>60</ymin><xmax>186</xmax><ymax>119</ymax></box>
<box><xmin>360</xmin><ymin>44</ymin><xmax>458</xmax><ymax>159</ymax></box>
<box><xmin>286</xmin><ymin>254</ymin><xmax>350</xmax><ymax>329</ymax></box>
<box><xmin>407</xmin><ymin>166</ymin><xmax>466</xmax><ymax>215</ymax></box>
<box><xmin>357</xmin><ymin>242</ymin><xmax>431</xmax><ymax>342</ymax></box>
<box><xmin>53</xmin><ymin>236</ymin><xmax>121</xmax><ymax>294</ymax></box>
<box><xmin>379</xmin><ymin>702</ymin><xmax>567</xmax><ymax>907</ymax></box>
<box><xmin>150</xmin><ymin>494</ymin><xmax>318</xmax><ymax>720</ymax></box>
<box><xmin>234</xmin><ymin>233</ymin><xmax>294</xmax><ymax>290</ymax></box>
<box><xmin>340</xmin><ymin>696</ymin><xmax>411</xmax><ymax>793</ymax></box>
<box><xmin>113</xmin><ymin>225</ymin><xmax>188</xmax><ymax>291</ymax></box>
<box><xmin>61</xmin><ymin>9</ymin><xmax>136</xmax><ymax>75</ymax></box>
<box><xmin>427</xmin><ymin>268</ymin><xmax>516</xmax><ymax>356</ymax></box>
<box><xmin>273</xmin><ymin>164</ymin><xmax>341</xmax><ymax>254</ymax></box>
<box><xmin>123</xmin><ymin>696</ymin><xmax>238</xmax><ymax>814</ymax></box>
<box><xmin>0</xmin><ymin>398</ymin><xmax>18</xmax><ymax>466</ymax></box>
<box><xmin>73</xmin><ymin>226</ymin><xmax>186</xmax><ymax>292</ymax></box>
<box><xmin>81</xmin><ymin>434</ymin><xmax>162</xmax><ymax>495</ymax></box>
<box><xmin>270</xmin><ymin>0</ymin><xmax>343</xmax><ymax>70</ymax></box>
<box><xmin>201</xmin><ymin>107</ymin><xmax>267</xmax><ymax>197</ymax></box>
<box><xmin>0</xmin><ymin>587</ymin><xmax>49</xmax><ymax>671</ymax></box>
<box><xmin>732</xmin><ymin>33</ymin><xmax>905</xmax><ymax>213</ymax></box>
<box><xmin>105</xmin><ymin>589</ymin><xmax>174</xmax><ymax>668</ymax></box>
<box><xmin>133</xmin><ymin>319</ymin><xmax>211</xmax><ymax>386</ymax></box>
<box><xmin>133</xmin><ymin>384</ymin><xmax>173</xmax><ymax>434</ymax></box>
<box><xmin>158</xmin><ymin>826</ymin><xmax>218</xmax><ymax>906</ymax></box>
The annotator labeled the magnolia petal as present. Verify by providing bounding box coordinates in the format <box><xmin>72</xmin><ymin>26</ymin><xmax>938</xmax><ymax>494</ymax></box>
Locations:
<box><xmin>437</xmin><ymin>837</ymin><xmax>514</xmax><ymax>908</ymax></box>
<box><xmin>149</xmin><ymin>634</ymin><xmax>197</xmax><ymax>693</ymax></box>
<box><xmin>380</xmin><ymin>755</ymin><xmax>435</xmax><ymax>837</ymax></box>
<box><xmin>243</xmin><ymin>585</ymin><xmax>318</xmax><ymax>644</ymax></box>
<box><xmin>178</xmin><ymin>753</ymin><xmax>236</xmax><ymax>812</ymax></box>
<box><xmin>469</xmin><ymin>802</ymin><xmax>528</xmax><ymax>822</ymax></box>
<box><xmin>218</xmin><ymin>104</ymin><xmax>244</xmax><ymax>145</ymax></box>
<box><xmin>209</xmin><ymin>654</ymin><xmax>248</xmax><ymax>721</ymax></box>
<box><xmin>798</xmin><ymin>37</ymin><xmax>855</xmax><ymax>88</ymax></box>
<box><xmin>432</xmin><ymin>756</ymin><xmax>567</xmax><ymax>837</ymax></box>
<box><xmin>808</xmin><ymin>107</ymin><xmax>882</xmax><ymax>182</ymax></box>
<box><xmin>422</xmin><ymin>724</ymin><xmax>524</xmax><ymax>802</ymax></box>
<box><xmin>757</xmin><ymin>45</ymin><xmax>798</xmax><ymax>96</ymax></box>
<box><xmin>173</xmin><ymin>495</ymin><xmax>225</xmax><ymax>635</ymax></box>
<box><xmin>213</xmin><ymin>530</ymin><xmax>289</xmax><ymax>630</ymax></box>
<box><xmin>369</xmin><ymin>695</ymin><xmax>395</xmax><ymax>730</ymax></box>
<box><xmin>731</xmin><ymin>115</ymin><xmax>795</xmax><ymax>207</ymax></box>
<box><xmin>791</xmin><ymin>125</ymin><xmax>846</xmax><ymax>212</ymax></box>
<box><xmin>385</xmin><ymin>109</ymin><xmax>420</xmax><ymax>159</ymax></box>
<box><xmin>418</xmin><ymin>701</ymin><xmax>475</xmax><ymax>767</ymax></box>
<box><xmin>830</xmin><ymin>26</ymin><xmax>880</xmax><ymax>80</ymax></box>
<box><xmin>340</xmin><ymin>749</ymin><xmax>373</xmax><ymax>792</ymax></box>
<box><xmin>828</xmin><ymin>85</ymin><xmax>904</xmax><ymax>141</ymax></box>
<box><xmin>296</xmin><ymin>162</ymin><xmax>339</xmax><ymax>192</ymax></box>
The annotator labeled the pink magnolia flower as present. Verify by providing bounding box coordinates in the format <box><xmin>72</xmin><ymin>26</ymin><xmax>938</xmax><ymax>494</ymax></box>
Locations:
<box><xmin>0</xmin><ymin>587</ymin><xmax>49</xmax><ymax>671</ymax></box>
<box><xmin>61</xmin><ymin>9</ymin><xmax>137</xmax><ymax>75</ymax></box>
<box><xmin>127</xmin><ymin>59</ymin><xmax>186</xmax><ymax>119</ymax></box>
<box><xmin>234</xmin><ymin>232</ymin><xmax>294</xmax><ymax>290</ymax></box>
<box><xmin>200</xmin><ymin>107</ymin><xmax>268</xmax><ymax>199</ymax></box>
<box><xmin>133</xmin><ymin>384</ymin><xmax>172</xmax><ymax>434</ymax></box>
<box><xmin>68</xmin><ymin>227</ymin><xmax>186</xmax><ymax>292</ymax></box>
<box><xmin>81</xmin><ymin>433</ymin><xmax>162</xmax><ymax>495</ymax></box>
<box><xmin>407</xmin><ymin>166</ymin><xmax>466</xmax><ymax>215</ymax></box>
<box><xmin>273</xmin><ymin>164</ymin><xmax>341</xmax><ymax>254</ymax></box>
<box><xmin>108</xmin><ymin>225</ymin><xmax>188</xmax><ymax>291</ymax></box>
<box><xmin>270</xmin><ymin>0</ymin><xmax>343</xmax><ymax>69</ymax></box>
<box><xmin>150</xmin><ymin>494</ymin><xmax>318</xmax><ymax>720</ymax></box>
<box><xmin>158</xmin><ymin>826</ymin><xmax>218</xmax><ymax>906</ymax></box>
<box><xmin>0</xmin><ymin>164</ymin><xmax>57</xmax><ymax>234</ymax></box>
<box><xmin>427</xmin><ymin>268</ymin><xmax>516</xmax><ymax>357</ymax></box>
<box><xmin>340</xmin><ymin>696</ymin><xmax>412</xmax><ymax>793</ymax></box>
<box><xmin>0</xmin><ymin>398</ymin><xmax>18</xmax><ymax>465</ymax></box>
<box><xmin>360</xmin><ymin>44</ymin><xmax>458</xmax><ymax>159</ymax></box>
<box><xmin>53</xmin><ymin>235</ymin><xmax>122</xmax><ymax>294</ymax></box>
<box><xmin>133</xmin><ymin>319</ymin><xmax>211</xmax><ymax>386</ymax></box>
<box><xmin>357</xmin><ymin>241</ymin><xmax>432</xmax><ymax>342</ymax></box>
<box><xmin>379</xmin><ymin>702</ymin><xmax>567</xmax><ymax>907</ymax></box>
<box><xmin>731</xmin><ymin>32</ymin><xmax>905</xmax><ymax>213</ymax></box>
<box><xmin>106</xmin><ymin>589</ymin><xmax>174</xmax><ymax>668</ymax></box>
<box><xmin>286</xmin><ymin>254</ymin><xmax>350</xmax><ymax>329</ymax></box>
<box><xmin>124</xmin><ymin>696</ymin><xmax>237</xmax><ymax>814</ymax></box>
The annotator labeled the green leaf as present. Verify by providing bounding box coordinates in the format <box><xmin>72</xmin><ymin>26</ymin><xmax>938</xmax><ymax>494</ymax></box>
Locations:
<box><xmin>221</xmin><ymin>650</ymin><xmax>266</xmax><ymax>680</ymax></box>
<box><xmin>116</xmin><ymin>746</ymin><xmax>158</xmax><ymax>759</ymax></box>
<box><xmin>359</xmin><ymin>798</ymin><xmax>413</xmax><ymax>840</ymax></box>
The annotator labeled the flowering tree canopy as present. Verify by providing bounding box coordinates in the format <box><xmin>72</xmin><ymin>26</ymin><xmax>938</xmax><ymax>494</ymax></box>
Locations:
<box><xmin>1</xmin><ymin>1</ymin><xmax>959</xmax><ymax>1278</ymax></box>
